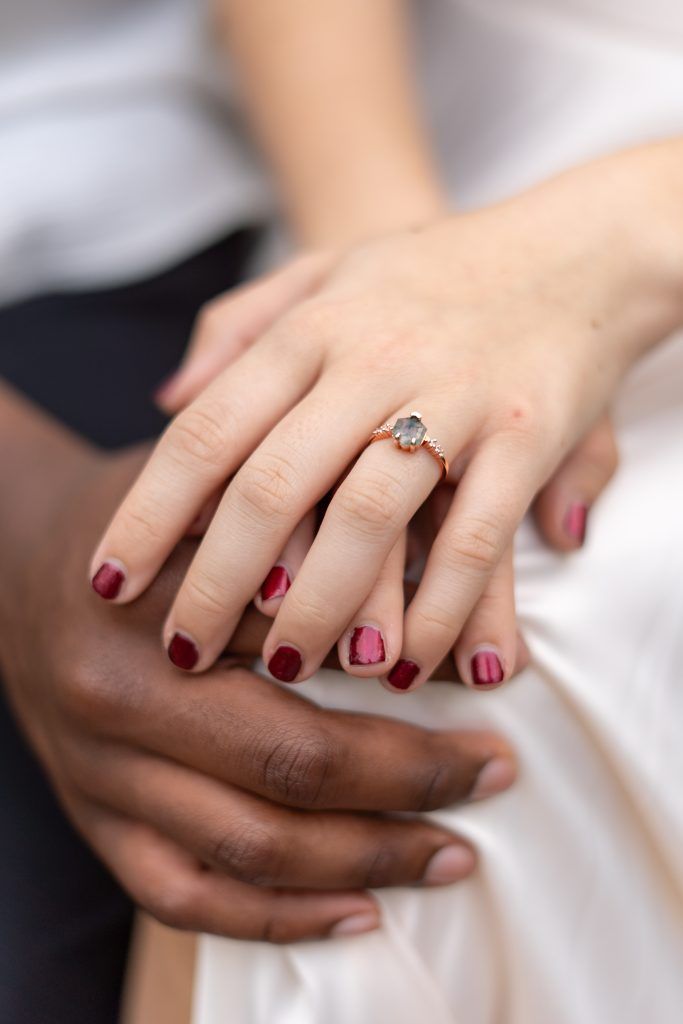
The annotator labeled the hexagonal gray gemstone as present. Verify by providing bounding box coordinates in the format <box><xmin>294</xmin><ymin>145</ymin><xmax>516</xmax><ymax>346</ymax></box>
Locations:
<box><xmin>392</xmin><ymin>415</ymin><xmax>426</xmax><ymax>449</ymax></box>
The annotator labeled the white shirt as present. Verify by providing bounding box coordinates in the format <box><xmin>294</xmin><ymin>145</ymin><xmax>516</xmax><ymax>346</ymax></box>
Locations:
<box><xmin>0</xmin><ymin>0</ymin><xmax>271</xmax><ymax>305</ymax></box>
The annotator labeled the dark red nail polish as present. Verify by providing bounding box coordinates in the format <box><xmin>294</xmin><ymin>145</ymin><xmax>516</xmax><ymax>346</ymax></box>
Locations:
<box><xmin>261</xmin><ymin>566</ymin><xmax>291</xmax><ymax>601</ymax></box>
<box><xmin>349</xmin><ymin>626</ymin><xmax>386</xmax><ymax>665</ymax></box>
<box><xmin>91</xmin><ymin>562</ymin><xmax>124</xmax><ymax>600</ymax></box>
<box><xmin>564</xmin><ymin>502</ymin><xmax>588</xmax><ymax>545</ymax></box>
<box><xmin>387</xmin><ymin>659</ymin><xmax>420</xmax><ymax>690</ymax></box>
<box><xmin>471</xmin><ymin>650</ymin><xmax>504</xmax><ymax>686</ymax></box>
<box><xmin>268</xmin><ymin>645</ymin><xmax>302</xmax><ymax>682</ymax></box>
<box><xmin>168</xmin><ymin>632</ymin><xmax>199</xmax><ymax>671</ymax></box>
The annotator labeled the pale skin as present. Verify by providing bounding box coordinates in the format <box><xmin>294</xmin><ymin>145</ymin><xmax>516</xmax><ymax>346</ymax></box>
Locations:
<box><xmin>91</xmin><ymin>139</ymin><xmax>683</xmax><ymax>693</ymax></box>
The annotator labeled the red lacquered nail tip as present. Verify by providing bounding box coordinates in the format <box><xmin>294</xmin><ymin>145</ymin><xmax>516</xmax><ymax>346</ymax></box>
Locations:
<box><xmin>261</xmin><ymin>566</ymin><xmax>291</xmax><ymax>601</ymax></box>
<box><xmin>168</xmin><ymin>632</ymin><xmax>199</xmax><ymax>671</ymax></box>
<box><xmin>268</xmin><ymin>645</ymin><xmax>302</xmax><ymax>682</ymax></box>
<box><xmin>349</xmin><ymin>626</ymin><xmax>386</xmax><ymax>666</ymax></box>
<box><xmin>564</xmin><ymin>502</ymin><xmax>588</xmax><ymax>545</ymax></box>
<box><xmin>471</xmin><ymin>650</ymin><xmax>504</xmax><ymax>687</ymax></box>
<box><xmin>91</xmin><ymin>562</ymin><xmax>124</xmax><ymax>600</ymax></box>
<box><xmin>387</xmin><ymin>659</ymin><xmax>420</xmax><ymax>690</ymax></box>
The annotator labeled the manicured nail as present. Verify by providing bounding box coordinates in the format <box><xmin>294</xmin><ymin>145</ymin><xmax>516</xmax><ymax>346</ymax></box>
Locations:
<box><xmin>260</xmin><ymin>565</ymin><xmax>291</xmax><ymax>601</ymax></box>
<box><xmin>91</xmin><ymin>561</ymin><xmax>125</xmax><ymax>600</ymax></box>
<box><xmin>387</xmin><ymin>659</ymin><xmax>420</xmax><ymax>690</ymax></box>
<box><xmin>268</xmin><ymin>645</ymin><xmax>302</xmax><ymax>682</ymax></box>
<box><xmin>168</xmin><ymin>632</ymin><xmax>199</xmax><ymax>671</ymax></box>
<box><xmin>422</xmin><ymin>844</ymin><xmax>476</xmax><ymax>886</ymax></box>
<box><xmin>469</xmin><ymin>755</ymin><xmax>517</xmax><ymax>801</ymax></box>
<box><xmin>471</xmin><ymin>649</ymin><xmax>504</xmax><ymax>687</ymax></box>
<box><xmin>330</xmin><ymin>910</ymin><xmax>380</xmax><ymax>938</ymax></box>
<box><xmin>564</xmin><ymin>501</ymin><xmax>588</xmax><ymax>545</ymax></box>
<box><xmin>349</xmin><ymin>626</ymin><xmax>386</xmax><ymax>666</ymax></box>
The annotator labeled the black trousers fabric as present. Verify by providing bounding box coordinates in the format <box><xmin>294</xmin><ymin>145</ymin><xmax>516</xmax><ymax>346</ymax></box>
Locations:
<box><xmin>0</xmin><ymin>230</ymin><xmax>256</xmax><ymax>1024</ymax></box>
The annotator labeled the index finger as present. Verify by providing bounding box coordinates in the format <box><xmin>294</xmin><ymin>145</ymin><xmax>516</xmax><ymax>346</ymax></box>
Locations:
<box><xmin>108</xmin><ymin>665</ymin><xmax>516</xmax><ymax>812</ymax></box>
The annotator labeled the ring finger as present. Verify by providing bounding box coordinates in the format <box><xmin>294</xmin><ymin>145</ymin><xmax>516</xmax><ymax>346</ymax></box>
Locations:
<box><xmin>263</xmin><ymin>404</ymin><xmax>475</xmax><ymax>683</ymax></box>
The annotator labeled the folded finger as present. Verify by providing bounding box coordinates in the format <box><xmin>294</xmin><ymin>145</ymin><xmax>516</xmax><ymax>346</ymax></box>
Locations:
<box><xmin>255</xmin><ymin>512</ymin><xmax>316</xmax><ymax>617</ymax></box>
<box><xmin>533</xmin><ymin>414</ymin><xmax>618</xmax><ymax>551</ymax></box>
<box><xmin>451</xmin><ymin>544</ymin><xmax>517</xmax><ymax>691</ymax></box>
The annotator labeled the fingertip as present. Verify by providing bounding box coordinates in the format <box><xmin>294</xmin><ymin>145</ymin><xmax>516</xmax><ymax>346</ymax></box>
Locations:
<box><xmin>256</xmin><ymin>565</ymin><xmax>292</xmax><ymax>617</ymax></box>
<box><xmin>329</xmin><ymin>908</ymin><xmax>381</xmax><ymax>938</ymax></box>
<box><xmin>469</xmin><ymin>753</ymin><xmax>518</xmax><ymax>800</ymax></box>
<box><xmin>152</xmin><ymin>372</ymin><xmax>181</xmax><ymax>413</ymax></box>
<box><xmin>468</xmin><ymin>646</ymin><xmax>506</xmax><ymax>690</ymax></box>
<box><xmin>167</xmin><ymin>631</ymin><xmax>201</xmax><ymax>672</ymax></box>
<box><xmin>91</xmin><ymin>559</ymin><xmax>128</xmax><ymax>601</ymax></box>
<box><xmin>563</xmin><ymin>501</ymin><xmax>589</xmax><ymax>547</ymax></box>
<box><xmin>382</xmin><ymin>658</ymin><xmax>422</xmax><ymax>693</ymax></box>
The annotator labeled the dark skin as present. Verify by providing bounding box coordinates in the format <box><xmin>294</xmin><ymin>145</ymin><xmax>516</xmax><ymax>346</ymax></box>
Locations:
<box><xmin>0</xmin><ymin>383</ymin><xmax>515</xmax><ymax>942</ymax></box>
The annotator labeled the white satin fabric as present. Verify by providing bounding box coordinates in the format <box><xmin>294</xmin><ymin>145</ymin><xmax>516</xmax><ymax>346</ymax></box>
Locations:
<box><xmin>195</xmin><ymin>1</ymin><xmax>683</xmax><ymax>1020</ymax></box>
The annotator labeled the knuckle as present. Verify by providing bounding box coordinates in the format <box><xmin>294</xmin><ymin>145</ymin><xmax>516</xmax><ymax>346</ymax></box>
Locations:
<box><xmin>410</xmin><ymin>603</ymin><xmax>459</xmax><ymax>644</ymax></box>
<box><xmin>261</xmin><ymin>730</ymin><xmax>338</xmax><ymax>807</ymax></box>
<box><xmin>447</xmin><ymin>514</ymin><xmax>503</xmax><ymax>575</ymax></box>
<box><xmin>58</xmin><ymin>656</ymin><xmax>136</xmax><ymax>730</ymax></box>
<box><xmin>211</xmin><ymin>824</ymin><xmax>282</xmax><ymax>885</ymax></box>
<box><xmin>118</xmin><ymin>499</ymin><xmax>170</xmax><ymax>545</ymax></box>
<box><xmin>289</xmin><ymin>298</ymin><xmax>345</xmax><ymax>341</ymax></box>
<box><xmin>182</xmin><ymin>571</ymin><xmax>230</xmax><ymax>620</ymax></box>
<box><xmin>502</xmin><ymin>399</ymin><xmax>544</xmax><ymax>443</ymax></box>
<box><xmin>169</xmin><ymin>402</ymin><xmax>231</xmax><ymax>469</ymax></box>
<box><xmin>258</xmin><ymin>909</ymin><xmax>301</xmax><ymax>945</ymax></box>
<box><xmin>280</xmin><ymin>588</ymin><xmax>331</xmax><ymax>630</ymax></box>
<box><xmin>415</xmin><ymin>758</ymin><xmax>476</xmax><ymax>811</ymax></box>
<box><xmin>361</xmin><ymin>844</ymin><xmax>402</xmax><ymax>888</ymax></box>
<box><xmin>336</xmin><ymin>472</ymin><xmax>405</xmax><ymax>538</ymax></box>
<box><xmin>233</xmin><ymin>452</ymin><xmax>302</xmax><ymax>523</ymax></box>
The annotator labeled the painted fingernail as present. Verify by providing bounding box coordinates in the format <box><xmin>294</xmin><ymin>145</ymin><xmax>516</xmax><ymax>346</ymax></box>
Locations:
<box><xmin>91</xmin><ymin>561</ymin><xmax>125</xmax><ymax>600</ymax></box>
<box><xmin>330</xmin><ymin>910</ymin><xmax>380</xmax><ymax>938</ymax></box>
<box><xmin>471</xmin><ymin>649</ymin><xmax>504</xmax><ymax>687</ymax></box>
<box><xmin>469</xmin><ymin>755</ymin><xmax>517</xmax><ymax>800</ymax></box>
<box><xmin>349</xmin><ymin>626</ymin><xmax>386</xmax><ymax>666</ymax></box>
<box><xmin>564</xmin><ymin>501</ymin><xmax>588</xmax><ymax>545</ymax></box>
<box><xmin>260</xmin><ymin>565</ymin><xmax>291</xmax><ymax>601</ymax></box>
<box><xmin>422</xmin><ymin>844</ymin><xmax>476</xmax><ymax>886</ymax></box>
<box><xmin>387</xmin><ymin>659</ymin><xmax>420</xmax><ymax>690</ymax></box>
<box><xmin>268</xmin><ymin>645</ymin><xmax>302</xmax><ymax>682</ymax></box>
<box><xmin>168</xmin><ymin>632</ymin><xmax>199</xmax><ymax>671</ymax></box>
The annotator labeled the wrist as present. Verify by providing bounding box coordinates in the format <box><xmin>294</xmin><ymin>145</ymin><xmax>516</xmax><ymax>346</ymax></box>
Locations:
<box><xmin>540</xmin><ymin>142</ymin><xmax>683</xmax><ymax>368</ymax></box>
<box><xmin>293</xmin><ymin>181</ymin><xmax>451</xmax><ymax>249</ymax></box>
